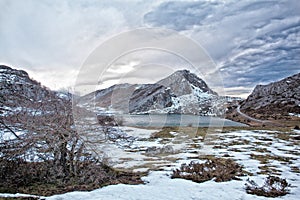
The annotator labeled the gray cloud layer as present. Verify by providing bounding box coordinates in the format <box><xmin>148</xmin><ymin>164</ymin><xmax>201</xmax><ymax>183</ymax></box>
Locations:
<box><xmin>144</xmin><ymin>0</ymin><xmax>300</xmax><ymax>96</ymax></box>
<box><xmin>0</xmin><ymin>0</ymin><xmax>299</xmax><ymax>97</ymax></box>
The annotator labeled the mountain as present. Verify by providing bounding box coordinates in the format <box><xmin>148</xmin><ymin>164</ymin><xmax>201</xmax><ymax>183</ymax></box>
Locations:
<box><xmin>0</xmin><ymin>65</ymin><xmax>71</xmax><ymax>118</ymax></box>
<box><xmin>79</xmin><ymin>70</ymin><xmax>224</xmax><ymax>116</ymax></box>
<box><xmin>240</xmin><ymin>72</ymin><xmax>300</xmax><ymax>118</ymax></box>
<box><xmin>157</xmin><ymin>70</ymin><xmax>217</xmax><ymax>96</ymax></box>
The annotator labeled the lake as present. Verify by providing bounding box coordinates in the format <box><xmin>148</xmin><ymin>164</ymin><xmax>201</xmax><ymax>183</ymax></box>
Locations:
<box><xmin>118</xmin><ymin>114</ymin><xmax>247</xmax><ymax>127</ymax></box>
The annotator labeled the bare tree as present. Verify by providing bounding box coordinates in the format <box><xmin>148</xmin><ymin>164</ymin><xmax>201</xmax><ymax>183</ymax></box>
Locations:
<box><xmin>0</xmin><ymin>83</ymin><xmax>88</xmax><ymax>180</ymax></box>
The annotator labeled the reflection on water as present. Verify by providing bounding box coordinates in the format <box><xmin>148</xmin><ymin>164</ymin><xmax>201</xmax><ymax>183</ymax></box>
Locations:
<box><xmin>117</xmin><ymin>114</ymin><xmax>247</xmax><ymax>127</ymax></box>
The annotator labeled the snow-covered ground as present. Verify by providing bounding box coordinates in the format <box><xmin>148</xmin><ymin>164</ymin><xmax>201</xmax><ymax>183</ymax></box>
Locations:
<box><xmin>45</xmin><ymin>171</ymin><xmax>290</xmax><ymax>200</ymax></box>
<box><xmin>43</xmin><ymin>127</ymin><xmax>300</xmax><ymax>200</ymax></box>
<box><xmin>2</xmin><ymin>127</ymin><xmax>300</xmax><ymax>200</ymax></box>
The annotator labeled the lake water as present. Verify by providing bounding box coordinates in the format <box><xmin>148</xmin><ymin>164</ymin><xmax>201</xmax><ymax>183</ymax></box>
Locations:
<box><xmin>119</xmin><ymin>114</ymin><xmax>247</xmax><ymax>127</ymax></box>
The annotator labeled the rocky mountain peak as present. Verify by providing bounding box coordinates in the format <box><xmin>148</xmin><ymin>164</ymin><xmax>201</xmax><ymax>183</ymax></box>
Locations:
<box><xmin>157</xmin><ymin>69</ymin><xmax>217</xmax><ymax>96</ymax></box>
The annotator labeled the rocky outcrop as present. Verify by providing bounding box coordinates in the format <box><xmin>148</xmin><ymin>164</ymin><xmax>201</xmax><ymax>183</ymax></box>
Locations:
<box><xmin>129</xmin><ymin>84</ymin><xmax>174</xmax><ymax>113</ymax></box>
<box><xmin>240</xmin><ymin>72</ymin><xmax>300</xmax><ymax>117</ymax></box>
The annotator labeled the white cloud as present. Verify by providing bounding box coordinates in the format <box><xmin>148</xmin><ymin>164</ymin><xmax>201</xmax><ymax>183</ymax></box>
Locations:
<box><xmin>107</xmin><ymin>61</ymin><xmax>140</xmax><ymax>74</ymax></box>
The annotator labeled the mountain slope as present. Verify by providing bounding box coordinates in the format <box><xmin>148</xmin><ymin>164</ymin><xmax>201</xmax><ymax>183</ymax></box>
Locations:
<box><xmin>80</xmin><ymin>70</ymin><xmax>224</xmax><ymax>116</ymax></box>
<box><xmin>79</xmin><ymin>83</ymin><xmax>139</xmax><ymax>112</ymax></box>
<box><xmin>240</xmin><ymin>72</ymin><xmax>300</xmax><ymax>118</ymax></box>
<box><xmin>129</xmin><ymin>84</ymin><xmax>174</xmax><ymax>113</ymax></box>
<box><xmin>1</xmin><ymin>65</ymin><xmax>50</xmax><ymax>112</ymax></box>
<box><xmin>0</xmin><ymin>65</ymin><xmax>71</xmax><ymax>121</ymax></box>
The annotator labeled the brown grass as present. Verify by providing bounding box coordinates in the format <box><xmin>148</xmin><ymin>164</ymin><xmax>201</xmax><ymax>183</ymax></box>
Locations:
<box><xmin>172</xmin><ymin>157</ymin><xmax>245</xmax><ymax>183</ymax></box>
<box><xmin>0</xmin><ymin>159</ymin><xmax>145</xmax><ymax>196</ymax></box>
<box><xmin>245</xmin><ymin>176</ymin><xmax>290</xmax><ymax>197</ymax></box>
<box><xmin>151</xmin><ymin>127</ymin><xmax>176</xmax><ymax>138</ymax></box>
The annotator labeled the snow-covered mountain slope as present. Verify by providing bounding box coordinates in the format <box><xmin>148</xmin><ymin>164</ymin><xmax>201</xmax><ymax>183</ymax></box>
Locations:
<box><xmin>79</xmin><ymin>83</ymin><xmax>139</xmax><ymax>113</ymax></box>
<box><xmin>157</xmin><ymin>69</ymin><xmax>217</xmax><ymax>96</ymax></box>
<box><xmin>1</xmin><ymin>65</ymin><xmax>49</xmax><ymax>113</ymax></box>
<box><xmin>0</xmin><ymin>65</ymin><xmax>72</xmax><ymax>119</ymax></box>
<box><xmin>0</xmin><ymin>65</ymin><xmax>71</xmax><ymax>107</ymax></box>
<box><xmin>79</xmin><ymin>70</ymin><xmax>225</xmax><ymax>116</ymax></box>
<box><xmin>156</xmin><ymin>70</ymin><xmax>222</xmax><ymax>115</ymax></box>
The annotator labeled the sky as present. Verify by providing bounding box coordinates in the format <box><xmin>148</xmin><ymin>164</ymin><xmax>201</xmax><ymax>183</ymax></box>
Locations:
<box><xmin>0</xmin><ymin>0</ymin><xmax>299</xmax><ymax>98</ymax></box>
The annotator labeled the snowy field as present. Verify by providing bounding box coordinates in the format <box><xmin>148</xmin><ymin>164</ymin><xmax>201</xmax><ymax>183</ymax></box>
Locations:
<box><xmin>1</xmin><ymin>127</ymin><xmax>300</xmax><ymax>200</ymax></box>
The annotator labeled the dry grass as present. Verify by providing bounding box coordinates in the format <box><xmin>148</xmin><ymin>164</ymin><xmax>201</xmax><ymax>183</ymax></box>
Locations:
<box><xmin>0</xmin><ymin>159</ymin><xmax>145</xmax><ymax>196</ymax></box>
<box><xmin>151</xmin><ymin>127</ymin><xmax>176</xmax><ymax>138</ymax></box>
<box><xmin>172</xmin><ymin>157</ymin><xmax>245</xmax><ymax>183</ymax></box>
<box><xmin>150</xmin><ymin>127</ymin><xmax>209</xmax><ymax>139</ymax></box>
<box><xmin>220</xmin><ymin>126</ymin><xmax>293</xmax><ymax>133</ymax></box>
<box><xmin>245</xmin><ymin>176</ymin><xmax>290</xmax><ymax>197</ymax></box>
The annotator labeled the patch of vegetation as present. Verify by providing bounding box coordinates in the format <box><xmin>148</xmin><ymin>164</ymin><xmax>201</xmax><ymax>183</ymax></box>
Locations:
<box><xmin>258</xmin><ymin>165</ymin><xmax>282</xmax><ymax>176</ymax></box>
<box><xmin>151</xmin><ymin>127</ymin><xmax>177</xmax><ymax>138</ymax></box>
<box><xmin>220</xmin><ymin>126</ymin><xmax>292</xmax><ymax>133</ymax></box>
<box><xmin>227</xmin><ymin>148</ymin><xmax>247</xmax><ymax>152</ymax></box>
<box><xmin>172</xmin><ymin>157</ymin><xmax>245</xmax><ymax>183</ymax></box>
<box><xmin>250</xmin><ymin>153</ymin><xmax>295</xmax><ymax>166</ymax></box>
<box><xmin>0</xmin><ymin>158</ymin><xmax>145</xmax><ymax>196</ymax></box>
<box><xmin>150</xmin><ymin>127</ymin><xmax>210</xmax><ymax>139</ymax></box>
<box><xmin>245</xmin><ymin>176</ymin><xmax>290</xmax><ymax>197</ymax></box>
<box><xmin>194</xmin><ymin>127</ymin><xmax>209</xmax><ymax>138</ymax></box>
<box><xmin>226</xmin><ymin>139</ymin><xmax>250</xmax><ymax>146</ymax></box>
<box><xmin>255</xmin><ymin>148</ymin><xmax>271</xmax><ymax>153</ymax></box>
<box><xmin>290</xmin><ymin>166</ymin><xmax>300</xmax><ymax>173</ymax></box>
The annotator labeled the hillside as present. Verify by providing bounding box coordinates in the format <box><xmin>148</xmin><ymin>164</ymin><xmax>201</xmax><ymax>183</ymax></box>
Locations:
<box><xmin>240</xmin><ymin>72</ymin><xmax>300</xmax><ymax>120</ymax></box>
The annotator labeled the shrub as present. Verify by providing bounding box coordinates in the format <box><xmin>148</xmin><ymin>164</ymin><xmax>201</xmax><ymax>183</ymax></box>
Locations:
<box><xmin>0</xmin><ymin>158</ymin><xmax>144</xmax><ymax>196</ymax></box>
<box><xmin>172</xmin><ymin>157</ymin><xmax>244</xmax><ymax>183</ymax></box>
<box><xmin>245</xmin><ymin>176</ymin><xmax>290</xmax><ymax>197</ymax></box>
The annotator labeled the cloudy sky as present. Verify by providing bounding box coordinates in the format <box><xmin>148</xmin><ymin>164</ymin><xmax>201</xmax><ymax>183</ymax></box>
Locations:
<box><xmin>0</xmin><ymin>0</ymin><xmax>299</xmax><ymax>97</ymax></box>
